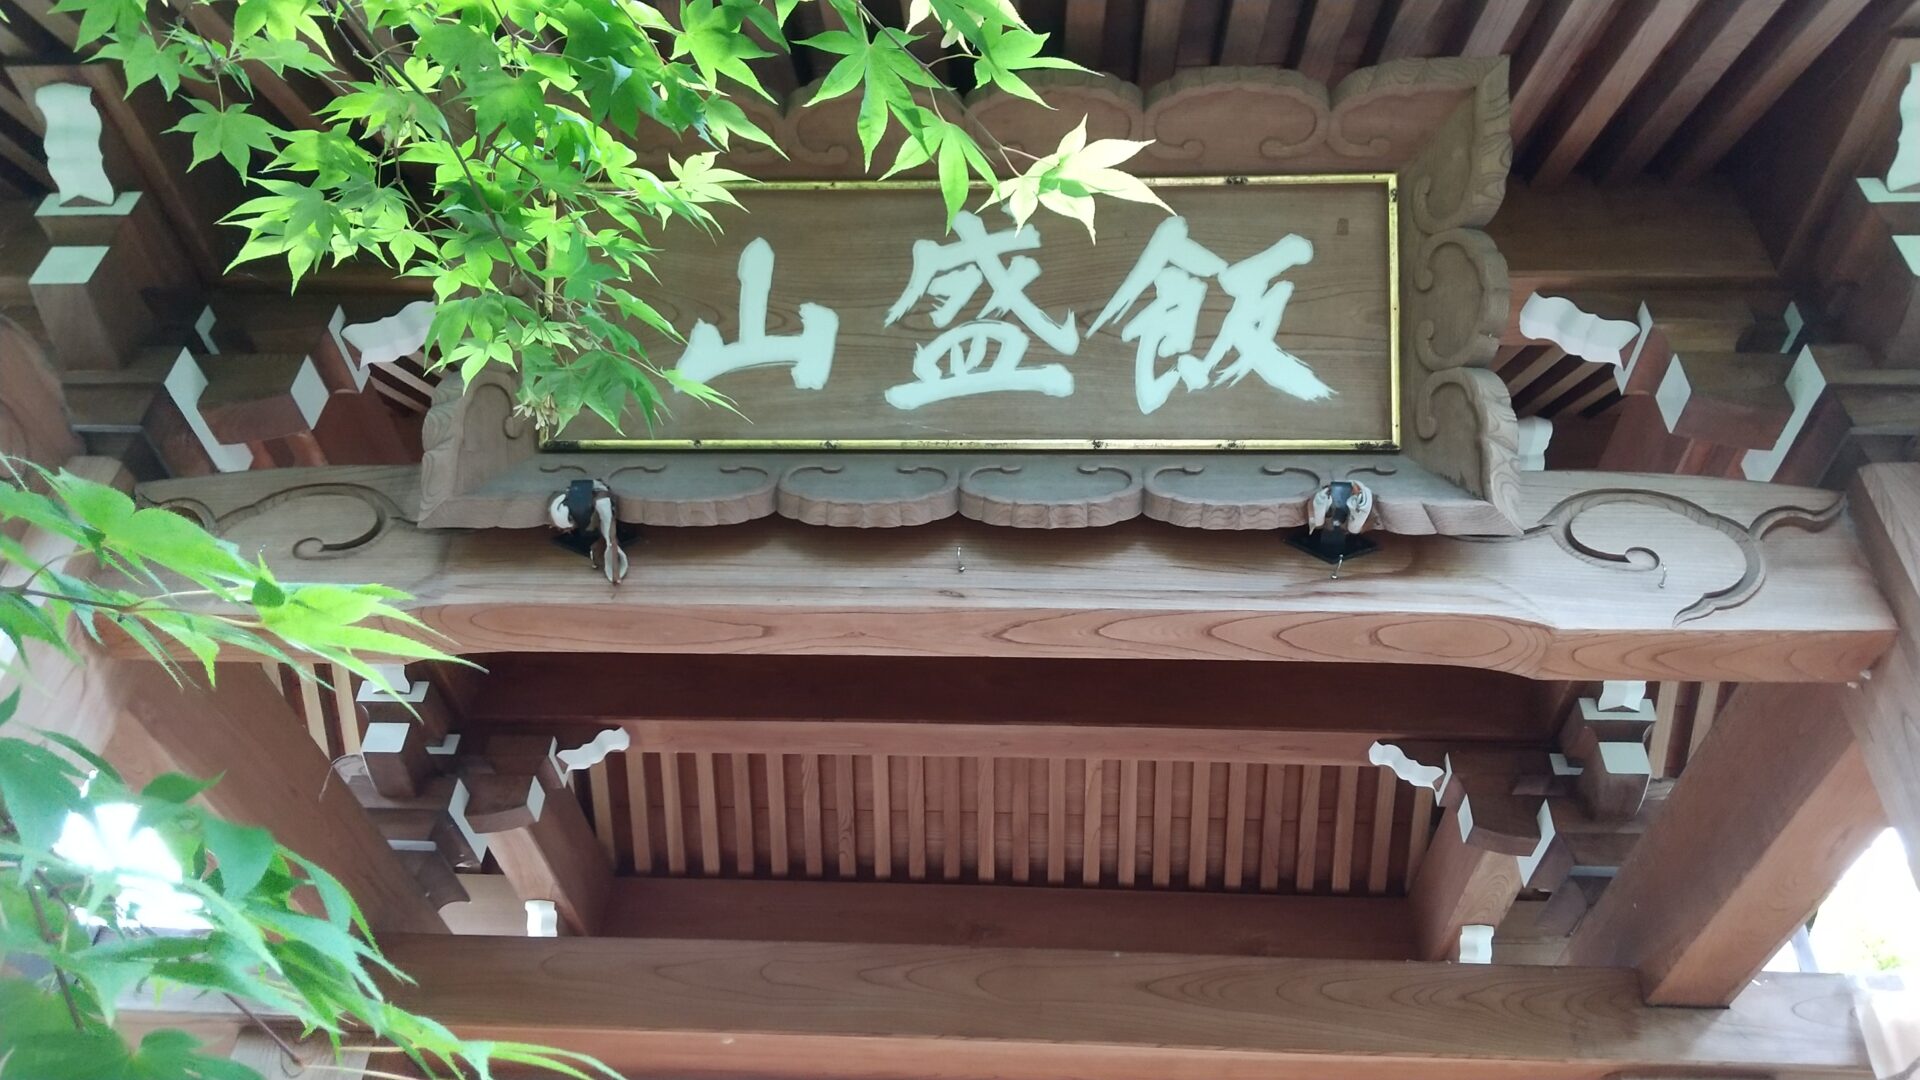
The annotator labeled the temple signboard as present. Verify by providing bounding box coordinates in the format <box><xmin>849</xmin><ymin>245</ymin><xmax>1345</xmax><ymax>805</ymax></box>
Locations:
<box><xmin>550</xmin><ymin>177</ymin><xmax>1398</xmax><ymax>450</ymax></box>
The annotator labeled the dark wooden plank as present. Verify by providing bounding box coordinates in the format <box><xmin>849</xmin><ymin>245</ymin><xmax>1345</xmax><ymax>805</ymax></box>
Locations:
<box><xmin>1530</xmin><ymin>0</ymin><xmax>1703</xmax><ymax>187</ymax></box>
<box><xmin>1510</xmin><ymin>0</ymin><xmax>1618</xmax><ymax>146</ymax></box>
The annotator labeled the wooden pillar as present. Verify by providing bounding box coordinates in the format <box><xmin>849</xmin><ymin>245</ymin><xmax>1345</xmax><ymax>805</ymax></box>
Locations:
<box><xmin>1847</xmin><ymin>463</ymin><xmax>1920</xmax><ymax>888</ymax></box>
<box><xmin>1562</xmin><ymin>680</ymin><xmax>1883</xmax><ymax>1005</ymax></box>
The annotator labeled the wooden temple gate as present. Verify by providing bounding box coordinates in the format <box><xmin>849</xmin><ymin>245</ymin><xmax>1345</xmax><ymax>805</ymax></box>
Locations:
<box><xmin>12</xmin><ymin>1</ymin><xmax>1920</xmax><ymax>1077</ymax></box>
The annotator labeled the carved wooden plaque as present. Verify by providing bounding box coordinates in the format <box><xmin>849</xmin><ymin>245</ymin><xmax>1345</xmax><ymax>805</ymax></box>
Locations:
<box><xmin>552</xmin><ymin>176</ymin><xmax>1397</xmax><ymax>450</ymax></box>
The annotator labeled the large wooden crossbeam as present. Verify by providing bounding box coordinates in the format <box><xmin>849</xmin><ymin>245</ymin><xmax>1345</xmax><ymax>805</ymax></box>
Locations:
<box><xmin>131</xmin><ymin>465</ymin><xmax>1895</xmax><ymax>682</ymax></box>
<box><xmin>376</xmin><ymin>933</ymin><xmax>1875</xmax><ymax>1080</ymax></box>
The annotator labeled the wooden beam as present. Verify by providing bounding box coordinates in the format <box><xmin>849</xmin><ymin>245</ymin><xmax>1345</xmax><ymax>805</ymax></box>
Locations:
<box><xmin>1845</xmin><ymin>463</ymin><xmax>1920</xmax><ymax>889</ymax></box>
<box><xmin>1508</xmin><ymin>0</ymin><xmax>1615</xmax><ymax>147</ymax></box>
<box><xmin>599</xmin><ymin>877</ymin><xmax>1419</xmax><ymax>959</ymax></box>
<box><xmin>1663</xmin><ymin>0</ymin><xmax>1874</xmax><ymax>182</ymax></box>
<box><xmin>1407</xmin><ymin>802</ymin><xmax>1522</xmax><ymax>960</ymax></box>
<box><xmin>1529</xmin><ymin>0</ymin><xmax>1701</xmax><ymax>188</ymax></box>
<box><xmin>134</xmin><ymin>466</ymin><xmax>1897</xmax><ymax>683</ymax></box>
<box><xmin>1563</xmin><ymin>681</ymin><xmax>1885</xmax><ymax>1005</ymax></box>
<box><xmin>379</xmin><ymin>934</ymin><xmax>1878</xmax><ymax>1080</ymax></box>
<box><xmin>1595</xmin><ymin>0</ymin><xmax>1786</xmax><ymax>184</ymax></box>
<box><xmin>1376</xmin><ymin>0</ymin><xmax>1451</xmax><ymax>61</ymax></box>
<box><xmin>1293</xmin><ymin>0</ymin><xmax>1355</xmax><ymax>86</ymax></box>
<box><xmin>1457</xmin><ymin>0</ymin><xmax>1530</xmax><ymax>57</ymax></box>
<box><xmin>465</xmin><ymin>770</ymin><xmax>613</xmax><ymax>936</ymax></box>
<box><xmin>458</xmin><ymin>654</ymin><xmax>1551</xmax><ymax>742</ymax></box>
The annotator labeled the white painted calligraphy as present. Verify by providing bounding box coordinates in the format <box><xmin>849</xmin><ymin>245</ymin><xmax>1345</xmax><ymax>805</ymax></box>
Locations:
<box><xmin>1090</xmin><ymin>218</ymin><xmax>1333</xmax><ymax>414</ymax></box>
<box><xmin>882</xmin><ymin>211</ymin><xmax>1075</xmax><ymax>410</ymax></box>
<box><xmin>671</xmin><ymin>238</ymin><xmax>839</xmax><ymax>389</ymax></box>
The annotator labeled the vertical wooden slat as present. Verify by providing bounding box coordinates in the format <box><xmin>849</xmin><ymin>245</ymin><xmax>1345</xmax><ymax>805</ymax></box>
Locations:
<box><xmin>1259</xmin><ymin>763</ymin><xmax>1286</xmax><ymax>890</ymax></box>
<box><xmin>767</xmin><ymin>753</ymin><xmax>789</xmax><ymax>877</ymax></box>
<box><xmin>695</xmin><ymin>752</ymin><xmax>721</xmax><ymax>877</ymax></box>
<box><xmin>625</xmin><ymin>750</ymin><xmax>654</xmax><ymax>874</ymax></box>
<box><xmin>1151</xmin><ymin>760</ymin><xmax>1174</xmax><ymax>888</ymax></box>
<box><xmin>1011</xmin><ymin>758</ymin><xmax>1032</xmax><ymax>883</ymax></box>
<box><xmin>1047</xmin><ymin>758</ymin><xmax>1068</xmax><ymax>885</ymax></box>
<box><xmin>1117</xmin><ymin>759</ymin><xmax>1140</xmax><ymax>887</ymax></box>
<box><xmin>1404</xmin><ymin>785</ymin><xmax>1435</xmax><ymax>890</ymax></box>
<box><xmin>872</xmin><ymin>754</ymin><xmax>893</xmax><ymax>880</ymax></box>
<box><xmin>943</xmin><ymin>757</ymin><xmax>963</xmax><ymax>881</ymax></box>
<box><xmin>1510</xmin><ymin>0</ymin><xmax>1617</xmax><ymax>145</ymax></box>
<box><xmin>1223</xmin><ymin>762</ymin><xmax>1249</xmax><ymax>890</ymax></box>
<box><xmin>801</xmin><ymin>754</ymin><xmax>825</xmax><ymax>877</ymax></box>
<box><xmin>1218</xmin><ymin>0</ymin><xmax>1274</xmax><ymax>64</ymax></box>
<box><xmin>1649</xmin><ymin>680</ymin><xmax>1682</xmax><ymax>779</ymax></box>
<box><xmin>588</xmin><ymin>760</ymin><xmax>617</xmax><ymax>868</ymax></box>
<box><xmin>1459</xmin><ymin>0</ymin><xmax>1531</xmax><ymax>56</ymax></box>
<box><xmin>660</xmin><ymin>752</ymin><xmax>687</xmax><ymax>874</ymax></box>
<box><xmin>1186</xmin><ymin>762</ymin><xmax>1212</xmax><ymax>888</ymax></box>
<box><xmin>1137</xmin><ymin>0</ymin><xmax>1186</xmax><ymax>88</ymax></box>
<box><xmin>1082</xmin><ymin>759</ymin><xmax>1105</xmax><ymax>886</ymax></box>
<box><xmin>907</xmin><ymin>755</ymin><xmax>928</xmax><ymax>881</ymax></box>
<box><xmin>328</xmin><ymin>664</ymin><xmax>362</xmax><ymax>756</ymax></box>
<box><xmin>293</xmin><ymin>663</ymin><xmax>328</xmax><ymax>753</ymax></box>
<box><xmin>1295</xmin><ymin>765</ymin><xmax>1322</xmax><ymax>892</ymax></box>
<box><xmin>1377</xmin><ymin>0</ymin><xmax>1449</xmax><ymax>60</ymax></box>
<box><xmin>977</xmin><ymin>756</ymin><xmax>996</xmax><ymax>883</ymax></box>
<box><xmin>1530</xmin><ymin>0</ymin><xmax>1703</xmax><ymax>188</ymax></box>
<box><xmin>1597</xmin><ymin>0</ymin><xmax>1787</xmax><ymax>183</ymax></box>
<box><xmin>1294</xmin><ymin>0</ymin><xmax>1356</xmax><ymax>85</ymax></box>
<box><xmin>1063</xmin><ymin>0</ymin><xmax>1107</xmax><ymax>65</ymax></box>
<box><xmin>1368</xmin><ymin>768</ymin><xmax>1397</xmax><ymax>893</ymax></box>
<box><xmin>835</xmin><ymin>754</ymin><xmax>858</xmax><ymax>878</ymax></box>
<box><xmin>1690</xmin><ymin>681</ymin><xmax>1725</xmax><ymax>760</ymax></box>
<box><xmin>731</xmin><ymin>753</ymin><xmax>755</xmax><ymax>876</ymax></box>
<box><xmin>1331</xmin><ymin>765</ymin><xmax>1359</xmax><ymax>893</ymax></box>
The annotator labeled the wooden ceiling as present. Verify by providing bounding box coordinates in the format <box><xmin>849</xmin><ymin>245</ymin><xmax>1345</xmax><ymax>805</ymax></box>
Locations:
<box><xmin>0</xmin><ymin>0</ymin><xmax>1911</xmax><ymax>198</ymax></box>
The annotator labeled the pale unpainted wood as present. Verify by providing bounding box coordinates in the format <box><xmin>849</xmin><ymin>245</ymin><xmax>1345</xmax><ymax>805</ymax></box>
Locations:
<box><xmin>289</xmin><ymin>663</ymin><xmax>328</xmax><ymax>754</ymax></box>
<box><xmin>1083</xmin><ymin>760</ymin><xmax>1106</xmax><ymax>886</ymax></box>
<box><xmin>136</xmin><ymin>467</ymin><xmax>1897</xmax><ymax>684</ymax></box>
<box><xmin>906</xmin><ymin>755</ymin><xmax>927</xmax><ymax>881</ymax></box>
<box><xmin>626</xmin><ymin>751</ymin><xmax>655</xmax><ymax>873</ymax></box>
<box><xmin>940</xmin><ymin>756</ymin><xmax>962</xmax><ymax>881</ymax></box>
<box><xmin>1117</xmin><ymin>759</ymin><xmax>1140</xmax><ymax>887</ymax></box>
<box><xmin>1186</xmin><ymin>762</ymin><xmax>1212</xmax><ymax>888</ymax></box>
<box><xmin>1367</xmin><ymin>766</ymin><xmax>1396</xmax><ymax>893</ymax></box>
<box><xmin>873</xmin><ymin>755</ymin><xmax>893</xmax><ymax>880</ymax></box>
<box><xmin>1222</xmin><ymin>762</ymin><xmax>1249</xmax><ymax>889</ymax></box>
<box><xmin>380</xmin><ymin>933</ymin><xmax>1877</xmax><ymax>1080</ymax></box>
<box><xmin>1688</xmin><ymin>681</ymin><xmax>1722</xmax><ymax>760</ymax></box>
<box><xmin>328</xmin><ymin>664</ymin><xmax>362</xmax><ymax>756</ymax></box>
<box><xmin>1259</xmin><ymin>763</ymin><xmax>1286</xmax><ymax>890</ymax></box>
<box><xmin>1405</xmin><ymin>785</ymin><xmax>1435</xmax><ymax>890</ymax></box>
<box><xmin>1010</xmin><ymin>758</ymin><xmax>1031</xmax><ymax>883</ymax></box>
<box><xmin>1330</xmin><ymin>765</ymin><xmax>1359</xmax><ymax>893</ymax></box>
<box><xmin>695</xmin><ymin>752</ymin><xmax>721</xmax><ymax>877</ymax></box>
<box><xmin>1647</xmin><ymin>681</ymin><xmax>1681</xmax><ymax>778</ymax></box>
<box><xmin>1845</xmin><ymin>465</ymin><xmax>1920</xmax><ymax>891</ymax></box>
<box><xmin>766</xmin><ymin>754</ymin><xmax>789</xmax><ymax>877</ymax></box>
<box><xmin>588</xmin><ymin>760</ymin><xmax>618</xmax><ymax>868</ymax></box>
<box><xmin>836</xmin><ymin>754</ymin><xmax>858</xmax><ymax>878</ymax></box>
<box><xmin>973</xmin><ymin>756</ymin><xmax>992</xmax><ymax>882</ymax></box>
<box><xmin>1152</xmin><ymin>760</ymin><xmax>1174</xmax><ymax>887</ymax></box>
<box><xmin>1295</xmin><ymin>765</ymin><xmax>1323</xmax><ymax>891</ymax></box>
<box><xmin>1044</xmin><ymin>759</ymin><xmax>1066</xmax><ymax>884</ymax></box>
<box><xmin>659</xmin><ymin>753</ymin><xmax>688</xmax><ymax>874</ymax></box>
<box><xmin>730</xmin><ymin>754</ymin><xmax>755</xmax><ymax>876</ymax></box>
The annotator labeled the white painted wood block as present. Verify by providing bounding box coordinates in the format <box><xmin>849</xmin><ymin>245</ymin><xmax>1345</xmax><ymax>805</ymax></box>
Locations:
<box><xmin>1890</xmin><ymin>61</ymin><xmax>1920</xmax><ymax>192</ymax></box>
<box><xmin>1616</xmin><ymin>302</ymin><xmax>1657</xmax><ymax>391</ymax></box>
<box><xmin>1597</xmin><ymin>741</ymin><xmax>1652</xmax><ymax>776</ymax></box>
<box><xmin>35</xmin><ymin>83</ymin><xmax>115</xmax><ymax>207</ymax></box>
<box><xmin>447</xmin><ymin>779</ymin><xmax>490</xmax><ymax>862</ymax></box>
<box><xmin>1741</xmin><ymin>346</ymin><xmax>1827</xmax><ymax>482</ymax></box>
<box><xmin>361</xmin><ymin>721</ymin><xmax>411</xmax><ymax>755</ymax></box>
<box><xmin>1856</xmin><ymin>980</ymin><xmax>1920</xmax><ymax>1080</ymax></box>
<box><xmin>1578</xmin><ymin>697</ymin><xmax>1656</xmax><ymax>725</ymax></box>
<box><xmin>1596</xmin><ymin>680</ymin><xmax>1647</xmax><ymax>711</ymax></box>
<box><xmin>1518</xmin><ymin>293</ymin><xmax>1642</xmax><ymax>368</ymax></box>
<box><xmin>525</xmin><ymin>899</ymin><xmax>559</xmax><ymax>937</ymax></box>
<box><xmin>1516</xmin><ymin>799</ymin><xmax>1559</xmax><ymax>885</ymax></box>
<box><xmin>558</xmin><ymin>728</ymin><xmax>631</xmax><ymax>774</ymax></box>
<box><xmin>29</xmin><ymin>244</ymin><xmax>108</xmax><ymax>287</ymax></box>
<box><xmin>1654</xmin><ymin>351</ymin><xmax>1692</xmax><ymax>433</ymax></box>
<box><xmin>1516</xmin><ymin>417</ymin><xmax>1552</xmax><ymax>471</ymax></box>
<box><xmin>1457</xmin><ymin>925</ymin><xmax>1494</xmax><ymax>964</ymax></box>
<box><xmin>162</xmin><ymin>349</ymin><xmax>256</xmax><ymax>473</ymax></box>
<box><xmin>1780</xmin><ymin>302</ymin><xmax>1805</xmax><ymax>354</ymax></box>
<box><xmin>1368</xmin><ymin>742</ymin><xmax>1444</xmax><ymax>789</ymax></box>
<box><xmin>341</xmin><ymin>301</ymin><xmax>435</xmax><ymax>378</ymax></box>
